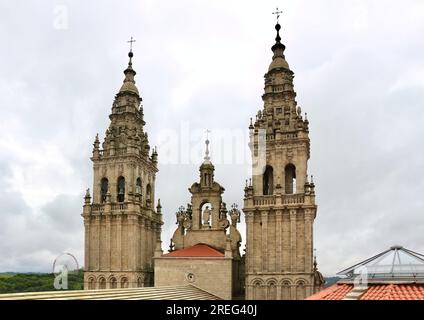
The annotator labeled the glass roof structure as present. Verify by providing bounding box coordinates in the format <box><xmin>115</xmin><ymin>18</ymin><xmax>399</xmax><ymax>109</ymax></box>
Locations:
<box><xmin>337</xmin><ymin>246</ymin><xmax>424</xmax><ymax>280</ymax></box>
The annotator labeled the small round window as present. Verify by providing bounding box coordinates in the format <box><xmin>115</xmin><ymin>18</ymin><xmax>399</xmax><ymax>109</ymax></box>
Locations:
<box><xmin>186</xmin><ymin>272</ymin><xmax>195</xmax><ymax>283</ymax></box>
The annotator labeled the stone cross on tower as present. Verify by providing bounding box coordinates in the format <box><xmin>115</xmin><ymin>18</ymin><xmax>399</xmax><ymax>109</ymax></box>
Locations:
<box><xmin>272</xmin><ymin>7</ymin><xmax>283</xmax><ymax>23</ymax></box>
<box><xmin>204</xmin><ymin>129</ymin><xmax>211</xmax><ymax>161</ymax></box>
<box><xmin>127</xmin><ymin>36</ymin><xmax>136</xmax><ymax>52</ymax></box>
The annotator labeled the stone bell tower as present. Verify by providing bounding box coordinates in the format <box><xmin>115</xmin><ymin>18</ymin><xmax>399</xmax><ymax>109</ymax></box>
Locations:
<box><xmin>154</xmin><ymin>138</ymin><xmax>244</xmax><ymax>299</ymax></box>
<box><xmin>243</xmin><ymin>21</ymin><xmax>324</xmax><ymax>300</ymax></box>
<box><xmin>82</xmin><ymin>45</ymin><xmax>163</xmax><ymax>290</ymax></box>
<box><xmin>170</xmin><ymin>138</ymin><xmax>241</xmax><ymax>252</ymax></box>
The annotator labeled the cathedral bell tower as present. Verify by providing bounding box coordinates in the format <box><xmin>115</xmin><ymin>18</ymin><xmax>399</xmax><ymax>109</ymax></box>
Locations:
<box><xmin>243</xmin><ymin>21</ymin><xmax>324</xmax><ymax>300</ymax></box>
<box><xmin>82</xmin><ymin>45</ymin><xmax>163</xmax><ymax>290</ymax></box>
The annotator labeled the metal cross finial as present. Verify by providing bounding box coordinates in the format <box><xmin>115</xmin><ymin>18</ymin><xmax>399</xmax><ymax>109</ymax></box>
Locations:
<box><xmin>127</xmin><ymin>36</ymin><xmax>136</xmax><ymax>52</ymax></box>
<box><xmin>204</xmin><ymin>129</ymin><xmax>211</xmax><ymax>160</ymax></box>
<box><xmin>272</xmin><ymin>7</ymin><xmax>283</xmax><ymax>23</ymax></box>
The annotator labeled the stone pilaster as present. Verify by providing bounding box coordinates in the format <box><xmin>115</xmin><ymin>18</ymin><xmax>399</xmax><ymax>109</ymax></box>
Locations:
<box><xmin>261</xmin><ymin>211</ymin><xmax>268</xmax><ymax>272</ymax></box>
<box><xmin>276</xmin><ymin>210</ymin><xmax>282</xmax><ymax>272</ymax></box>
<box><xmin>246</xmin><ymin>212</ymin><xmax>254</xmax><ymax>273</ymax></box>
<box><xmin>290</xmin><ymin>209</ymin><xmax>297</xmax><ymax>272</ymax></box>
<box><xmin>117</xmin><ymin>214</ymin><xmax>122</xmax><ymax>270</ymax></box>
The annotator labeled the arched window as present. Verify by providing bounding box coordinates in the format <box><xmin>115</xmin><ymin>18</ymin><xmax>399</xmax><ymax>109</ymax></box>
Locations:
<box><xmin>137</xmin><ymin>277</ymin><xmax>144</xmax><ymax>288</ymax></box>
<box><xmin>110</xmin><ymin>277</ymin><xmax>117</xmax><ymax>289</ymax></box>
<box><xmin>200</xmin><ymin>202</ymin><xmax>213</xmax><ymax>226</ymax></box>
<box><xmin>117</xmin><ymin>176</ymin><xmax>125</xmax><ymax>202</ymax></box>
<box><xmin>98</xmin><ymin>277</ymin><xmax>106</xmax><ymax>289</ymax></box>
<box><xmin>144</xmin><ymin>275</ymin><xmax>151</xmax><ymax>287</ymax></box>
<box><xmin>267</xmin><ymin>282</ymin><xmax>277</xmax><ymax>300</ymax></box>
<box><xmin>285</xmin><ymin>164</ymin><xmax>296</xmax><ymax>194</ymax></box>
<box><xmin>88</xmin><ymin>277</ymin><xmax>96</xmax><ymax>290</ymax></box>
<box><xmin>253</xmin><ymin>281</ymin><xmax>265</xmax><ymax>300</ymax></box>
<box><xmin>121</xmin><ymin>277</ymin><xmax>129</xmax><ymax>288</ymax></box>
<box><xmin>202</xmin><ymin>172</ymin><xmax>212</xmax><ymax>186</ymax></box>
<box><xmin>296</xmin><ymin>281</ymin><xmax>306</xmax><ymax>300</ymax></box>
<box><xmin>100</xmin><ymin>178</ymin><xmax>108</xmax><ymax>203</ymax></box>
<box><xmin>263</xmin><ymin>165</ymin><xmax>274</xmax><ymax>195</ymax></box>
<box><xmin>146</xmin><ymin>184</ymin><xmax>152</xmax><ymax>206</ymax></box>
<box><xmin>282</xmin><ymin>281</ymin><xmax>291</xmax><ymax>300</ymax></box>
<box><xmin>136</xmin><ymin>177</ymin><xmax>142</xmax><ymax>194</ymax></box>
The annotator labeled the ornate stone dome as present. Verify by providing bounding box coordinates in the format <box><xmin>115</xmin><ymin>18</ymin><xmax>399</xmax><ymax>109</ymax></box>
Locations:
<box><xmin>119</xmin><ymin>80</ymin><xmax>139</xmax><ymax>95</ymax></box>
<box><xmin>268</xmin><ymin>55</ymin><xmax>290</xmax><ymax>71</ymax></box>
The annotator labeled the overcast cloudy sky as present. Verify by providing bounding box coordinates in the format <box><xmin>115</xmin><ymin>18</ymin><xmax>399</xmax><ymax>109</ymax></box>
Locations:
<box><xmin>0</xmin><ymin>0</ymin><xmax>423</xmax><ymax>276</ymax></box>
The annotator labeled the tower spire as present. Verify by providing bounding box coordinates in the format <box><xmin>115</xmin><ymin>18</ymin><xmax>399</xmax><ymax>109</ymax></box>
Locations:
<box><xmin>268</xmin><ymin>9</ymin><xmax>289</xmax><ymax>71</ymax></box>
<box><xmin>118</xmin><ymin>37</ymin><xmax>139</xmax><ymax>96</ymax></box>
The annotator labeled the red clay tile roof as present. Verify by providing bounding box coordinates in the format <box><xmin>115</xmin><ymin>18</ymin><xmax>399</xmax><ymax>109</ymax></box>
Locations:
<box><xmin>306</xmin><ymin>283</ymin><xmax>424</xmax><ymax>300</ymax></box>
<box><xmin>163</xmin><ymin>244</ymin><xmax>225</xmax><ymax>258</ymax></box>
<box><xmin>306</xmin><ymin>284</ymin><xmax>353</xmax><ymax>300</ymax></box>
<box><xmin>360</xmin><ymin>284</ymin><xmax>424</xmax><ymax>300</ymax></box>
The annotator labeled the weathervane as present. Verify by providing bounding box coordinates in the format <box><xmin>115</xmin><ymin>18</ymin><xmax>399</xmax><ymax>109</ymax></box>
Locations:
<box><xmin>127</xmin><ymin>36</ymin><xmax>136</xmax><ymax>52</ymax></box>
<box><xmin>272</xmin><ymin>7</ymin><xmax>283</xmax><ymax>23</ymax></box>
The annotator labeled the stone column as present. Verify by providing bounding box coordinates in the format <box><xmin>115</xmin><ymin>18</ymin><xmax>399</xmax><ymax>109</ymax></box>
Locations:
<box><xmin>145</xmin><ymin>220</ymin><xmax>151</xmax><ymax>269</ymax></box>
<box><xmin>276</xmin><ymin>283</ymin><xmax>282</xmax><ymax>300</ymax></box>
<box><xmin>92</xmin><ymin>165</ymin><xmax>100</xmax><ymax>203</ymax></box>
<box><xmin>246</xmin><ymin>212</ymin><xmax>254</xmax><ymax>272</ymax></box>
<box><xmin>117</xmin><ymin>215</ymin><xmax>122</xmax><ymax>270</ymax></box>
<box><xmin>141</xmin><ymin>217</ymin><xmax>147</xmax><ymax>270</ymax></box>
<box><xmin>276</xmin><ymin>210</ymin><xmax>282</xmax><ymax>272</ymax></box>
<box><xmin>105</xmin><ymin>215</ymin><xmax>111</xmax><ymax>271</ymax></box>
<box><xmin>305</xmin><ymin>209</ymin><xmax>313</xmax><ymax>272</ymax></box>
<box><xmin>110</xmin><ymin>181</ymin><xmax>117</xmax><ymax>203</ymax></box>
<box><xmin>291</xmin><ymin>283</ymin><xmax>296</xmax><ymax>300</ymax></box>
<box><xmin>128</xmin><ymin>215</ymin><xmax>137</xmax><ymax>271</ymax></box>
<box><xmin>150</xmin><ymin>222</ymin><xmax>156</xmax><ymax>262</ymax></box>
<box><xmin>84</xmin><ymin>218</ymin><xmax>90</xmax><ymax>270</ymax></box>
<box><xmin>96</xmin><ymin>215</ymin><xmax>101</xmax><ymax>271</ymax></box>
<box><xmin>129</xmin><ymin>164</ymin><xmax>135</xmax><ymax>199</ymax></box>
<box><xmin>289</xmin><ymin>209</ymin><xmax>296</xmax><ymax>272</ymax></box>
<box><xmin>261</xmin><ymin>211</ymin><xmax>268</xmax><ymax>272</ymax></box>
<box><xmin>136</xmin><ymin>218</ymin><xmax>141</xmax><ymax>270</ymax></box>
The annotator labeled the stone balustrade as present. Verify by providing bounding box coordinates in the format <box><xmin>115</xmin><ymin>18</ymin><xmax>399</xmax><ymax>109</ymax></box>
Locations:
<box><xmin>250</xmin><ymin>193</ymin><xmax>313</xmax><ymax>207</ymax></box>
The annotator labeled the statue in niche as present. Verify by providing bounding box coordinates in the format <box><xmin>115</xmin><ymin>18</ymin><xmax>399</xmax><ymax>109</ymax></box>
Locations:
<box><xmin>202</xmin><ymin>205</ymin><xmax>212</xmax><ymax>225</ymax></box>
<box><xmin>119</xmin><ymin>133</ymin><xmax>127</xmax><ymax>148</ymax></box>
